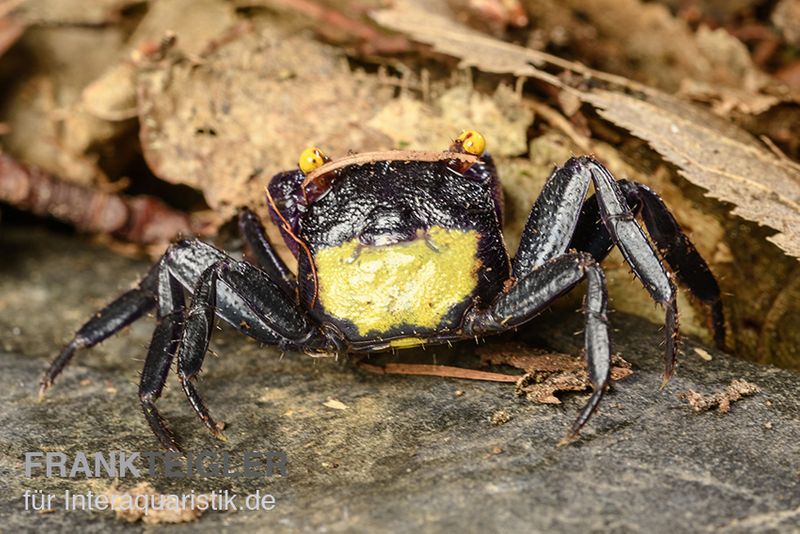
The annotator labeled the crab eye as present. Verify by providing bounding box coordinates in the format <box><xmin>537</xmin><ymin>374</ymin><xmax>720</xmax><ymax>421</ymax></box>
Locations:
<box><xmin>298</xmin><ymin>147</ymin><xmax>329</xmax><ymax>174</ymax></box>
<box><xmin>457</xmin><ymin>130</ymin><xmax>486</xmax><ymax>156</ymax></box>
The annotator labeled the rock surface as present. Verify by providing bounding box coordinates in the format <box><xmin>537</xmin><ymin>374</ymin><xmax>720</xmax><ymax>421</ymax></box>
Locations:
<box><xmin>0</xmin><ymin>226</ymin><xmax>799</xmax><ymax>532</ymax></box>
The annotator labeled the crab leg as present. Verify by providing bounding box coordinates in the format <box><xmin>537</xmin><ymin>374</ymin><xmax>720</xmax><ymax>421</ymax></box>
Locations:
<box><xmin>569</xmin><ymin>180</ymin><xmax>725</xmax><ymax>348</ymax></box>
<box><xmin>238</xmin><ymin>208</ymin><xmax>296</xmax><ymax>297</ymax></box>
<box><xmin>175</xmin><ymin>258</ymin><xmax>340</xmax><ymax>444</ymax></box>
<box><xmin>514</xmin><ymin>156</ymin><xmax>679</xmax><ymax>380</ymax></box>
<box><xmin>39</xmin><ymin>263</ymin><xmax>159</xmax><ymax>396</ymax></box>
<box><xmin>41</xmin><ymin>240</ymin><xmax>264</xmax><ymax>395</ymax></box>
<box><xmin>465</xmin><ymin>252</ymin><xmax>610</xmax><ymax>440</ymax></box>
<box><xmin>41</xmin><ymin>237</ymin><xmax>338</xmax><ymax>450</ymax></box>
<box><xmin>139</xmin><ymin>267</ymin><xmax>186</xmax><ymax>452</ymax></box>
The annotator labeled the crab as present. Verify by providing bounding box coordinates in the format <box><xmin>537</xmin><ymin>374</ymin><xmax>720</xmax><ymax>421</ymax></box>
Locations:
<box><xmin>40</xmin><ymin>130</ymin><xmax>725</xmax><ymax>451</ymax></box>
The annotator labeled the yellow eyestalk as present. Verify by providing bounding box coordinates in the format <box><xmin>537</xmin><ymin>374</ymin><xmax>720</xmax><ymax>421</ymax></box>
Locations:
<box><xmin>298</xmin><ymin>147</ymin><xmax>329</xmax><ymax>174</ymax></box>
<box><xmin>456</xmin><ymin>130</ymin><xmax>486</xmax><ymax>156</ymax></box>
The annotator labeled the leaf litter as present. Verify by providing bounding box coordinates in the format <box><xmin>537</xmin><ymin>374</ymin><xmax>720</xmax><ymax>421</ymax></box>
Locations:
<box><xmin>372</xmin><ymin>4</ymin><xmax>800</xmax><ymax>261</ymax></box>
<box><xmin>137</xmin><ymin>25</ymin><xmax>396</xmax><ymax>224</ymax></box>
<box><xmin>679</xmin><ymin>379</ymin><xmax>760</xmax><ymax>413</ymax></box>
<box><xmin>477</xmin><ymin>343</ymin><xmax>632</xmax><ymax>405</ymax></box>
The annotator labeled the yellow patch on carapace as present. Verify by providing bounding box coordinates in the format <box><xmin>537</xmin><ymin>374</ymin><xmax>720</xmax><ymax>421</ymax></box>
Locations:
<box><xmin>388</xmin><ymin>337</ymin><xmax>426</xmax><ymax>349</ymax></box>
<box><xmin>314</xmin><ymin>226</ymin><xmax>481</xmax><ymax>337</ymax></box>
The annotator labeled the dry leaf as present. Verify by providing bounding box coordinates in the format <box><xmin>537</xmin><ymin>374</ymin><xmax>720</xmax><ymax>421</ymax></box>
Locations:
<box><xmin>81</xmin><ymin>0</ymin><xmax>240</xmax><ymax>125</ymax></box>
<box><xmin>1</xmin><ymin>26</ymin><xmax>127</xmax><ymax>185</ymax></box>
<box><xmin>523</xmin><ymin>0</ymin><xmax>717</xmax><ymax>91</ymax></box>
<box><xmin>381</xmin><ymin>0</ymin><xmax>763</xmax><ymax>92</ymax></box>
<box><xmin>372</xmin><ymin>5</ymin><xmax>565</xmax><ymax>79</ymax></box>
<box><xmin>678</xmin><ymin>80</ymin><xmax>782</xmax><ymax>116</ymax></box>
<box><xmin>367</xmin><ymin>84</ymin><xmax>532</xmax><ymax>157</ymax></box>
<box><xmin>1</xmin><ymin>0</ymin><xmax>240</xmax><ymax>189</ymax></box>
<box><xmin>17</xmin><ymin>0</ymin><xmax>138</xmax><ymax>26</ymax></box>
<box><xmin>137</xmin><ymin>26</ymin><xmax>394</xmax><ymax>224</ymax></box>
<box><xmin>477</xmin><ymin>343</ymin><xmax>633</xmax><ymax>405</ymax></box>
<box><xmin>323</xmin><ymin>399</ymin><xmax>349</xmax><ymax>410</ymax></box>
<box><xmin>582</xmin><ymin>89</ymin><xmax>800</xmax><ymax>259</ymax></box>
<box><xmin>679</xmin><ymin>379</ymin><xmax>760</xmax><ymax>413</ymax></box>
<box><xmin>372</xmin><ymin>6</ymin><xmax>800</xmax><ymax>261</ymax></box>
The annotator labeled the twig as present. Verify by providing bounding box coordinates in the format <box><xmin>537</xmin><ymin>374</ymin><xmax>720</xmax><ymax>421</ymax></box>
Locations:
<box><xmin>0</xmin><ymin>154</ymin><xmax>202</xmax><ymax>245</ymax></box>
<box><xmin>0</xmin><ymin>11</ymin><xmax>25</xmax><ymax>57</ymax></box>
<box><xmin>526</xmin><ymin>98</ymin><xmax>591</xmax><ymax>152</ymax></box>
<box><xmin>254</xmin><ymin>0</ymin><xmax>409</xmax><ymax>55</ymax></box>
<box><xmin>358</xmin><ymin>362</ymin><xmax>520</xmax><ymax>383</ymax></box>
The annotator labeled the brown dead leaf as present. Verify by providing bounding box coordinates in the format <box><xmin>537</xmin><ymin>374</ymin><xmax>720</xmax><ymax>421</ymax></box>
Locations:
<box><xmin>367</xmin><ymin>84</ymin><xmax>532</xmax><ymax>157</ymax></box>
<box><xmin>372</xmin><ymin>6</ymin><xmax>800</xmax><ymax>261</ymax></box>
<box><xmin>773</xmin><ymin>0</ymin><xmax>800</xmax><ymax>46</ymax></box>
<box><xmin>529</xmin><ymin>0</ymin><xmax>737</xmax><ymax>91</ymax></box>
<box><xmin>0</xmin><ymin>13</ymin><xmax>24</xmax><ymax>58</ymax></box>
<box><xmin>582</xmin><ymin>89</ymin><xmax>800</xmax><ymax>259</ymax></box>
<box><xmin>679</xmin><ymin>379</ymin><xmax>760</xmax><ymax>413</ymax></box>
<box><xmin>137</xmin><ymin>26</ymin><xmax>395</xmax><ymax>224</ymax></box>
<box><xmin>678</xmin><ymin>80</ymin><xmax>782</xmax><ymax>116</ymax></box>
<box><xmin>477</xmin><ymin>343</ymin><xmax>632</xmax><ymax>404</ymax></box>
<box><xmin>372</xmin><ymin>5</ymin><xmax>570</xmax><ymax>80</ymax></box>
<box><xmin>1</xmin><ymin>26</ymin><xmax>127</xmax><ymax>185</ymax></box>
<box><xmin>0</xmin><ymin>0</ymin><xmax>240</xmax><ymax>189</ymax></box>
<box><xmin>81</xmin><ymin>0</ymin><xmax>239</xmax><ymax>126</ymax></box>
<box><xmin>382</xmin><ymin>0</ymin><xmax>763</xmax><ymax>92</ymax></box>
<box><xmin>105</xmin><ymin>482</ymin><xmax>206</xmax><ymax>524</ymax></box>
<box><xmin>17</xmin><ymin>0</ymin><xmax>137</xmax><ymax>26</ymax></box>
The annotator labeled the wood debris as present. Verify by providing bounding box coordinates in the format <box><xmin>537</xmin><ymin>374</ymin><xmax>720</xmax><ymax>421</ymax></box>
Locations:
<box><xmin>679</xmin><ymin>379</ymin><xmax>761</xmax><ymax>413</ymax></box>
<box><xmin>478</xmin><ymin>343</ymin><xmax>633</xmax><ymax>404</ymax></box>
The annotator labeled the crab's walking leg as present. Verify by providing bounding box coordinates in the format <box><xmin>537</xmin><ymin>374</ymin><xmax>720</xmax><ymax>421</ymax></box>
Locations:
<box><xmin>517</xmin><ymin>156</ymin><xmax>678</xmax><ymax>379</ymax></box>
<box><xmin>569</xmin><ymin>180</ymin><xmax>725</xmax><ymax>348</ymax></box>
<box><xmin>43</xmin><ymin>237</ymin><xmax>337</xmax><ymax>450</ymax></box>
<box><xmin>486</xmin><ymin>156</ymin><xmax>688</xmax><ymax>439</ymax></box>
<box><xmin>465</xmin><ymin>252</ymin><xmax>609</xmax><ymax>440</ymax></box>
<box><xmin>238</xmin><ymin>208</ymin><xmax>296</xmax><ymax>296</ymax></box>
<box><xmin>176</xmin><ymin>258</ymin><xmax>338</xmax><ymax>441</ymax></box>
<box><xmin>39</xmin><ymin>264</ymin><xmax>159</xmax><ymax>396</ymax></box>
<box><xmin>139</xmin><ymin>268</ymin><xmax>186</xmax><ymax>452</ymax></box>
<box><xmin>40</xmin><ymin>240</ymin><xmax>223</xmax><ymax>396</ymax></box>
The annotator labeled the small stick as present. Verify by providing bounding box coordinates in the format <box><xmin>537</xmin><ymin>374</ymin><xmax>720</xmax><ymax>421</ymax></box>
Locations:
<box><xmin>0</xmin><ymin>154</ymin><xmax>199</xmax><ymax>245</ymax></box>
<box><xmin>358</xmin><ymin>362</ymin><xmax>520</xmax><ymax>383</ymax></box>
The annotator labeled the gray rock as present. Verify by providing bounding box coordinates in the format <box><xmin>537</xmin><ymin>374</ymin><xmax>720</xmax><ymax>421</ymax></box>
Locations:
<box><xmin>1</xmin><ymin>227</ymin><xmax>799</xmax><ymax>532</ymax></box>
